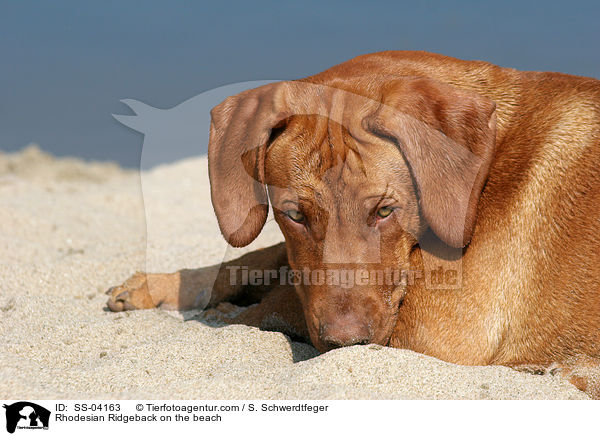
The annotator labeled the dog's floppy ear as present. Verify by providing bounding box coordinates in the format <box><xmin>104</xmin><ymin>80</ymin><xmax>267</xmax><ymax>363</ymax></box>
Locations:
<box><xmin>208</xmin><ymin>82</ymin><xmax>291</xmax><ymax>247</ymax></box>
<box><xmin>364</xmin><ymin>77</ymin><xmax>497</xmax><ymax>247</ymax></box>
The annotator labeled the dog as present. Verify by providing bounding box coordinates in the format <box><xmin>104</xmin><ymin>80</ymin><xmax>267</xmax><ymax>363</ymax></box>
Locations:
<box><xmin>107</xmin><ymin>51</ymin><xmax>600</xmax><ymax>397</ymax></box>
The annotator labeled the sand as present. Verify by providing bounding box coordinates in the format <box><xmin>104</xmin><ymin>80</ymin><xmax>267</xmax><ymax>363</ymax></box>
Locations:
<box><xmin>0</xmin><ymin>145</ymin><xmax>588</xmax><ymax>399</ymax></box>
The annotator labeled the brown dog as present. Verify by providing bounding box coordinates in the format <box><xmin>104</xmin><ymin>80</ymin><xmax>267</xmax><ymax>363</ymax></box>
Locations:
<box><xmin>107</xmin><ymin>51</ymin><xmax>600</xmax><ymax>397</ymax></box>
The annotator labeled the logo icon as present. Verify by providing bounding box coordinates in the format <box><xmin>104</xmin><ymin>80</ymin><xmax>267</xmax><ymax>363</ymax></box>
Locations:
<box><xmin>3</xmin><ymin>402</ymin><xmax>50</xmax><ymax>434</ymax></box>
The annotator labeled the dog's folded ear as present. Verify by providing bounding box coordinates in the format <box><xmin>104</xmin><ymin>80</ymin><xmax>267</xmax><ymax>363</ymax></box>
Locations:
<box><xmin>208</xmin><ymin>82</ymin><xmax>292</xmax><ymax>247</ymax></box>
<box><xmin>364</xmin><ymin>77</ymin><xmax>497</xmax><ymax>247</ymax></box>
<box><xmin>209</xmin><ymin>80</ymin><xmax>337</xmax><ymax>247</ymax></box>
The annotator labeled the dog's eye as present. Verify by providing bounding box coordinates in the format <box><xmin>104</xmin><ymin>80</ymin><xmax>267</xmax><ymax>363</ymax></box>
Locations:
<box><xmin>285</xmin><ymin>209</ymin><xmax>305</xmax><ymax>223</ymax></box>
<box><xmin>377</xmin><ymin>206</ymin><xmax>394</xmax><ymax>219</ymax></box>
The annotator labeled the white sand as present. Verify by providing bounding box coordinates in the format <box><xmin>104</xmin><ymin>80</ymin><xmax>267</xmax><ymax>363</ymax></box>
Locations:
<box><xmin>0</xmin><ymin>145</ymin><xmax>588</xmax><ymax>399</ymax></box>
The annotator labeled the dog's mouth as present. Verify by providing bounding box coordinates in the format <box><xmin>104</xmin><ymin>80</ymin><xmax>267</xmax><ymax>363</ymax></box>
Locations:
<box><xmin>307</xmin><ymin>306</ymin><xmax>401</xmax><ymax>353</ymax></box>
<box><xmin>311</xmin><ymin>323</ymin><xmax>395</xmax><ymax>353</ymax></box>
<box><xmin>297</xmin><ymin>280</ymin><xmax>407</xmax><ymax>352</ymax></box>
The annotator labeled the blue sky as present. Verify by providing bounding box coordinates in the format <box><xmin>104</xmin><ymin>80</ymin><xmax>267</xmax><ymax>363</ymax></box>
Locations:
<box><xmin>2</xmin><ymin>1</ymin><xmax>599</xmax><ymax>167</ymax></box>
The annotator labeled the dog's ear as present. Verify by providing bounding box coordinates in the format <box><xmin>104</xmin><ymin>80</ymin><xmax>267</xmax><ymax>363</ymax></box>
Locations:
<box><xmin>208</xmin><ymin>82</ymin><xmax>291</xmax><ymax>247</ymax></box>
<box><xmin>364</xmin><ymin>77</ymin><xmax>496</xmax><ymax>247</ymax></box>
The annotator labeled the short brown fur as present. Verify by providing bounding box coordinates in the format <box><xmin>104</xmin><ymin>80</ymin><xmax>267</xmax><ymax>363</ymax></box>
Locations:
<box><xmin>108</xmin><ymin>51</ymin><xmax>600</xmax><ymax>397</ymax></box>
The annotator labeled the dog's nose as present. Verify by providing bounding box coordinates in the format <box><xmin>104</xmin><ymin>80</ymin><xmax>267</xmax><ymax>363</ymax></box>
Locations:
<box><xmin>319</xmin><ymin>314</ymin><xmax>372</xmax><ymax>350</ymax></box>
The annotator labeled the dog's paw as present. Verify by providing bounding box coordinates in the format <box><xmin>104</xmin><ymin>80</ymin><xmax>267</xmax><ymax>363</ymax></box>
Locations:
<box><xmin>106</xmin><ymin>272</ymin><xmax>156</xmax><ymax>312</ymax></box>
<box><xmin>512</xmin><ymin>358</ymin><xmax>600</xmax><ymax>399</ymax></box>
<box><xmin>198</xmin><ymin>302</ymin><xmax>247</xmax><ymax>324</ymax></box>
<box><xmin>554</xmin><ymin>358</ymin><xmax>600</xmax><ymax>399</ymax></box>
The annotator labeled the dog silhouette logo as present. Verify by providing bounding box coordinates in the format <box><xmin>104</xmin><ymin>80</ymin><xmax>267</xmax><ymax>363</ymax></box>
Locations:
<box><xmin>112</xmin><ymin>80</ymin><xmax>276</xmax><ymax>169</ymax></box>
<box><xmin>3</xmin><ymin>402</ymin><xmax>50</xmax><ymax>433</ymax></box>
<box><xmin>112</xmin><ymin>81</ymin><xmax>277</xmax><ymax>273</ymax></box>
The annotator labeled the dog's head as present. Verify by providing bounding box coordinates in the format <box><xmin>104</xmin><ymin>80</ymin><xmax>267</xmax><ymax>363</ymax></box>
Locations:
<box><xmin>208</xmin><ymin>77</ymin><xmax>496</xmax><ymax>351</ymax></box>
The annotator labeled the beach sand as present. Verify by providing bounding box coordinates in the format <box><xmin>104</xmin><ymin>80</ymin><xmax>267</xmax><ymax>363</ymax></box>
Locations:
<box><xmin>0</xmin><ymin>145</ymin><xmax>588</xmax><ymax>399</ymax></box>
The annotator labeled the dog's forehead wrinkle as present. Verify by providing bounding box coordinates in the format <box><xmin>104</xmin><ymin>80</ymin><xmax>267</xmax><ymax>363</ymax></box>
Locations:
<box><xmin>266</xmin><ymin>109</ymin><xmax>417</xmax><ymax>228</ymax></box>
<box><xmin>287</xmin><ymin>147</ymin><xmax>408</xmax><ymax>210</ymax></box>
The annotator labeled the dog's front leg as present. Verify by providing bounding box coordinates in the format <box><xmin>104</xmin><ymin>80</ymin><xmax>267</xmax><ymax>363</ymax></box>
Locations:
<box><xmin>106</xmin><ymin>242</ymin><xmax>287</xmax><ymax>312</ymax></box>
<box><xmin>202</xmin><ymin>284</ymin><xmax>310</xmax><ymax>343</ymax></box>
<box><xmin>512</xmin><ymin>356</ymin><xmax>600</xmax><ymax>399</ymax></box>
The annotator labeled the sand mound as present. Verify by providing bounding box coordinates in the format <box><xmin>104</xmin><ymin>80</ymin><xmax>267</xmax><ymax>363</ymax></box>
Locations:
<box><xmin>0</xmin><ymin>147</ymin><xmax>587</xmax><ymax>399</ymax></box>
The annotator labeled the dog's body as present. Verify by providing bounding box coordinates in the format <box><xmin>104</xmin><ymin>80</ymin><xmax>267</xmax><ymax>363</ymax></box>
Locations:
<box><xmin>108</xmin><ymin>51</ymin><xmax>600</xmax><ymax>396</ymax></box>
